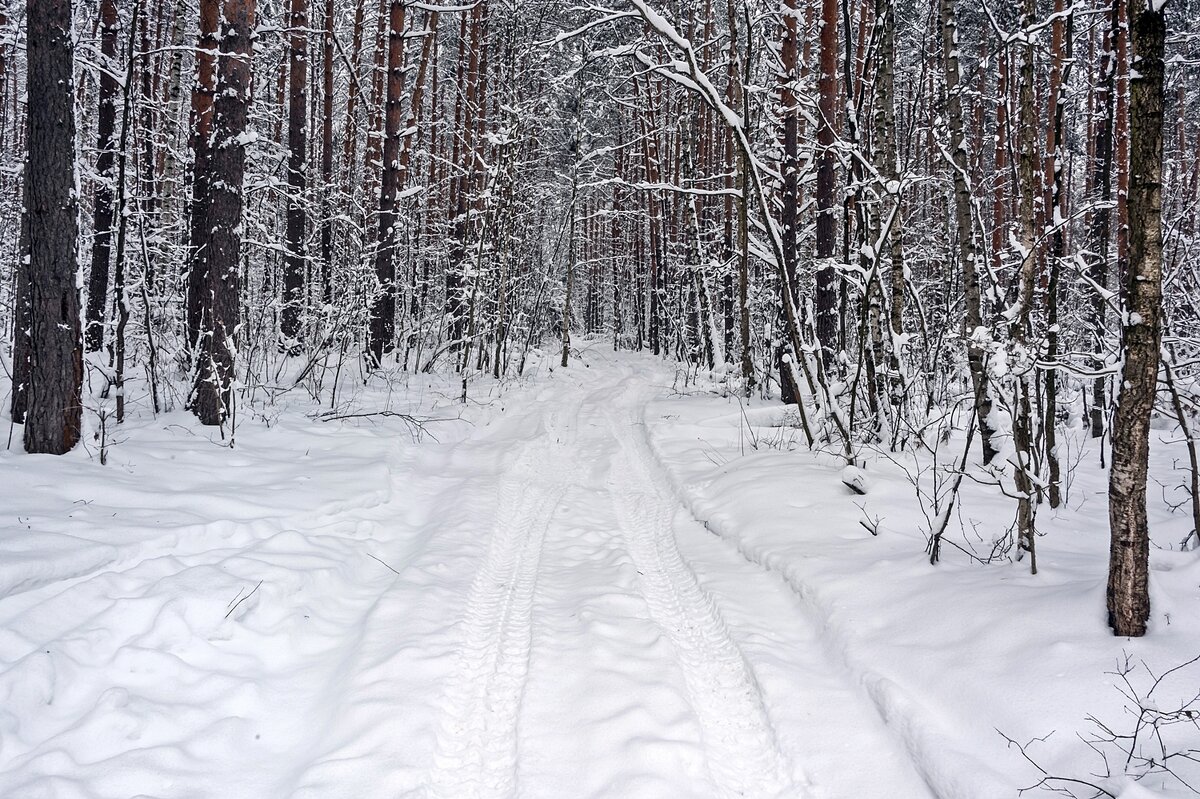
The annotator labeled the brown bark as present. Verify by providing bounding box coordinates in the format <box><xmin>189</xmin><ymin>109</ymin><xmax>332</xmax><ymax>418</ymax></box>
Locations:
<box><xmin>367</xmin><ymin>0</ymin><xmax>407</xmax><ymax>366</ymax></box>
<box><xmin>190</xmin><ymin>0</ymin><xmax>257</xmax><ymax>425</ymax></box>
<box><xmin>185</xmin><ymin>0</ymin><xmax>221</xmax><ymax>351</ymax></box>
<box><xmin>777</xmin><ymin>0</ymin><xmax>802</xmax><ymax>403</ymax></box>
<box><xmin>1042</xmin><ymin>0</ymin><xmax>1072</xmax><ymax>509</ymax></box>
<box><xmin>815</xmin><ymin>0</ymin><xmax>839</xmax><ymax>361</ymax></box>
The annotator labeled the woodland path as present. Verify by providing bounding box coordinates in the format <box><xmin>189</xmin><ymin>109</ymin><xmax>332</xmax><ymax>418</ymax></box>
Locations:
<box><xmin>328</xmin><ymin>355</ymin><xmax>940</xmax><ymax>799</ymax></box>
<box><xmin>0</xmin><ymin>352</ymin><xmax>945</xmax><ymax>799</ymax></box>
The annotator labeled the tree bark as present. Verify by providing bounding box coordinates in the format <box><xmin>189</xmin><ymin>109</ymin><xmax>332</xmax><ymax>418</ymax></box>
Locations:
<box><xmin>281</xmin><ymin>0</ymin><xmax>309</xmax><ymax>351</ymax></box>
<box><xmin>84</xmin><ymin>0</ymin><xmax>119</xmax><ymax>353</ymax></box>
<box><xmin>940</xmin><ymin>0</ymin><xmax>998</xmax><ymax>463</ymax></box>
<box><xmin>184</xmin><ymin>0</ymin><xmax>221</xmax><ymax>352</ymax></box>
<box><xmin>367</xmin><ymin>0</ymin><xmax>406</xmax><ymax>367</ymax></box>
<box><xmin>777</xmin><ymin>0</ymin><xmax>802</xmax><ymax>403</ymax></box>
<box><xmin>1088</xmin><ymin>0</ymin><xmax>1121</xmax><ymax>441</ymax></box>
<box><xmin>1107</xmin><ymin>0</ymin><xmax>1166</xmax><ymax>638</ymax></box>
<box><xmin>189</xmin><ymin>0</ymin><xmax>257</xmax><ymax>426</ymax></box>
<box><xmin>815</xmin><ymin>0</ymin><xmax>839</xmax><ymax>363</ymax></box>
<box><xmin>22</xmin><ymin>0</ymin><xmax>83</xmax><ymax>454</ymax></box>
<box><xmin>319</xmin><ymin>0</ymin><xmax>334</xmax><ymax>304</ymax></box>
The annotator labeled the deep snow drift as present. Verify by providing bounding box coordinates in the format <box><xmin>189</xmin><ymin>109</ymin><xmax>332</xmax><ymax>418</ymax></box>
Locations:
<box><xmin>1</xmin><ymin>347</ymin><xmax>1198</xmax><ymax>799</ymax></box>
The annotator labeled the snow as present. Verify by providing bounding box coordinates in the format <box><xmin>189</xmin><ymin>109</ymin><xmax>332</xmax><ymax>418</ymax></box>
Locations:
<box><xmin>2</xmin><ymin>347</ymin><xmax>1199</xmax><ymax>798</ymax></box>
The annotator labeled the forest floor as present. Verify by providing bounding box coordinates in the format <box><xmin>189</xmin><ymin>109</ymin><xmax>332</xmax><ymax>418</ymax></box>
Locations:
<box><xmin>1</xmin><ymin>345</ymin><xmax>1199</xmax><ymax>799</ymax></box>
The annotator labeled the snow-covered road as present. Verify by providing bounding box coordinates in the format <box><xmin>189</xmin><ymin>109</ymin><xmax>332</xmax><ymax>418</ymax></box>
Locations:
<box><xmin>8</xmin><ymin>350</ymin><xmax>1195</xmax><ymax>798</ymax></box>
<box><xmin>295</xmin><ymin>361</ymin><xmax>936</xmax><ymax>799</ymax></box>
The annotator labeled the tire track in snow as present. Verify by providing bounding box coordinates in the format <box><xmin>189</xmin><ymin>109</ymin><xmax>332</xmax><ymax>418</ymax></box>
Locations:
<box><xmin>634</xmin><ymin>395</ymin><xmax>1009</xmax><ymax>799</ymax></box>
<box><xmin>605</xmin><ymin>387</ymin><xmax>798</xmax><ymax>799</ymax></box>
<box><xmin>426</xmin><ymin>399</ymin><xmax>582</xmax><ymax>799</ymax></box>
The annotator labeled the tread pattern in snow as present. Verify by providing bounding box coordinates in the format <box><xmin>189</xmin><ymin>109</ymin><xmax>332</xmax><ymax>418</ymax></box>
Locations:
<box><xmin>426</xmin><ymin>402</ymin><xmax>582</xmax><ymax>799</ymax></box>
<box><xmin>605</xmin><ymin>390</ymin><xmax>799</xmax><ymax>799</ymax></box>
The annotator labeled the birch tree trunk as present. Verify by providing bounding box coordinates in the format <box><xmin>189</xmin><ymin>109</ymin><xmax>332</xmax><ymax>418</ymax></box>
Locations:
<box><xmin>940</xmin><ymin>0</ymin><xmax>998</xmax><ymax>464</ymax></box>
<box><xmin>1107</xmin><ymin>0</ymin><xmax>1166</xmax><ymax>638</ymax></box>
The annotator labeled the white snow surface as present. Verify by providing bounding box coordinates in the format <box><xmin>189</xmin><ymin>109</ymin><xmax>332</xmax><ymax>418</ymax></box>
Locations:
<box><xmin>3</xmin><ymin>347</ymin><xmax>1200</xmax><ymax>798</ymax></box>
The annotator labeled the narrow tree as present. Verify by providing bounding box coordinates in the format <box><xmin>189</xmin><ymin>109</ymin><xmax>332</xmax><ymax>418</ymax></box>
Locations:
<box><xmin>1088</xmin><ymin>0</ymin><xmax>1121</xmax><ymax>441</ymax></box>
<box><xmin>777</xmin><ymin>0</ymin><xmax>801</xmax><ymax>403</ymax></box>
<box><xmin>319</xmin><ymin>0</ymin><xmax>335</xmax><ymax>304</ymax></box>
<box><xmin>281</xmin><ymin>0</ymin><xmax>308</xmax><ymax>351</ymax></box>
<box><xmin>814</xmin><ymin>0</ymin><xmax>839</xmax><ymax>362</ymax></box>
<box><xmin>21</xmin><ymin>0</ymin><xmax>83</xmax><ymax>454</ymax></box>
<box><xmin>84</xmin><ymin>0</ymin><xmax>119</xmax><ymax>353</ymax></box>
<box><xmin>1107</xmin><ymin>0</ymin><xmax>1168</xmax><ymax>637</ymax></box>
<box><xmin>367</xmin><ymin>0</ymin><xmax>406</xmax><ymax>367</ymax></box>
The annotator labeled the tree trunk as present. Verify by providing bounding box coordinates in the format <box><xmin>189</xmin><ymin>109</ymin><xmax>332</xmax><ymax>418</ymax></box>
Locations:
<box><xmin>1042</xmin><ymin>0</ymin><xmax>1072</xmax><ymax>508</ymax></box>
<box><xmin>1089</xmin><ymin>0</ymin><xmax>1120</xmax><ymax>441</ymax></box>
<box><xmin>1009</xmin><ymin>0</ymin><xmax>1040</xmax><ymax>573</ymax></box>
<box><xmin>367</xmin><ymin>0</ymin><xmax>406</xmax><ymax>367</ymax></box>
<box><xmin>940</xmin><ymin>0</ymin><xmax>998</xmax><ymax>464</ymax></box>
<box><xmin>319</xmin><ymin>0</ymin><xmax>334</xmax><ymax>305</ymax></box>
<box><xmin>777</xmin><ymin>0</ymin><xmax>802</xmax><ymax>403</ymax></box>
<box><xmin>281</xmin><ymin>0</ymin><xmax>309</xmax><ymax>352</ymax></box>
<box><xmin>184</xmin><ymin>0</ymin><xmax>221</xmax><ymax>352</ymax></box>
<box><xmin>190</xmin><ymin>0</ymin><xmax>257</xmax><ymax>426</ymax></box>
<box><xmin>815</xmin><ymin>0</ymin><xmax>839</xmax><ymax>363</ymax></box>
<box><xmin>22</xmin><ymin>0</ymin><xmax>83</xmax><ymax>454</ymax></box>
<box><xmin>1107</xmin><ymin>0</ymin><xmax>1166</xmax><ymax>638</ymax></box>
<box><xmin>84</xmin><ymin>0</ymin><xmax>119</xmax><ymax>353</ymax></box>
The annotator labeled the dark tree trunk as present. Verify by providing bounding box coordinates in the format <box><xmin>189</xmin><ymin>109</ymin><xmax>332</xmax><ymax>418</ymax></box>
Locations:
<box><xmin>23</xmin><ymin>0</ymin><xmax>83</xmax><ymax>454</ymax></box>
<box><xmin>319</xmin><ymin>0</ymin><xmax>334</xmax><ymax>305</ymax></box>
<box><xmin>367</xmin><ymin>0</ymin><xmax>406</xmax><ymax>367</ymax></box>
<box><xmin>10</xmin><ymin>188</ymin><xmax>31</xmax><ymax>423</ymax></box>
<box><xmin>281</xmin><ymin>0</ymin><xmax>309</xmax><ymax>351</ymax></box>
<box><xmin>84</xmin><ymin>0</ymin><xmax>119</xmax><ymax>353</ymax></box>
<box><xmin>184</xmin><ymin>0</ymin><xmax>221</xmax><ymax>352</ymax></box>
<box><xmin>815</xmin><ymin>0</ymin><xmax>839</xmax><ymax>363</ymax></box>
<box><xmin>189</xmin><ymin>0</ymin><xmax>256</xmax><ymax>426</ymax></box>
<box><xmin>777</xmin><ymin>0</ymin><xmax>802</xmax><ymax>404</ymax></box>
<box><xmin>1107</xmin><ymin>0</ymin><xmax>1166</xmax><ymax>638</ymax></box>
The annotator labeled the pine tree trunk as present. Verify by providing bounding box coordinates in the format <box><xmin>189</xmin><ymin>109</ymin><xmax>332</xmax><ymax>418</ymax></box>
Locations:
<box><xmin>777</xmin><ymin>0</ymin><xmax>802</xmax><ymax>403</ymax></box>
<box><xmin>84</xmin><ymin>0</ymin><xmax>119</xmax><ymax>353</ymax></box>
<box><xmin>22</xmin><ymin>0</ymin><xmax>83</xmax><ymax>454</ymax></box>
<box><xmin>281</xmin><ymin>0</ymin><xmax>309</xmax><ymax>351</ymax></box>
<box><xmin>1042</xmin><ymin>0</ymin><xmax>1071</xmax><ymax>508</ymax></box>
<box><xmin>367</xmin><ymin>0</ymin><xmax>406</xmax><ymax>367</ymax></box>
<box><xmin>190</xmin><ymin>0</ymin><xmax>256</xmax><ymax>426</ymax></box>
<box><xmin>1107</xmin><ymin>0</ymin><xmax>1166</xmax><ymax>638</ymax></box>
<box><xmin>319</xmin><ymin>0</ymin><xmax>334</xmax><ymax>305</ymax></box>
<box><xmin>814</xmin><ymin>0</ymin><xmax>839</xmax><ymax>363</ymax></box>
<box><xmin>185</xmin><ymin>0</ymin><xmax>221</xmax><ymax>352</ymax></box>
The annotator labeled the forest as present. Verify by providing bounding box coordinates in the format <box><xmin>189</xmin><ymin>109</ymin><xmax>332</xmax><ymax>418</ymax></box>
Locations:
<box><xmin>2</xmin><ymin>0</ymin><xmax>1199</xmax><ymax>796</ymax></box>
